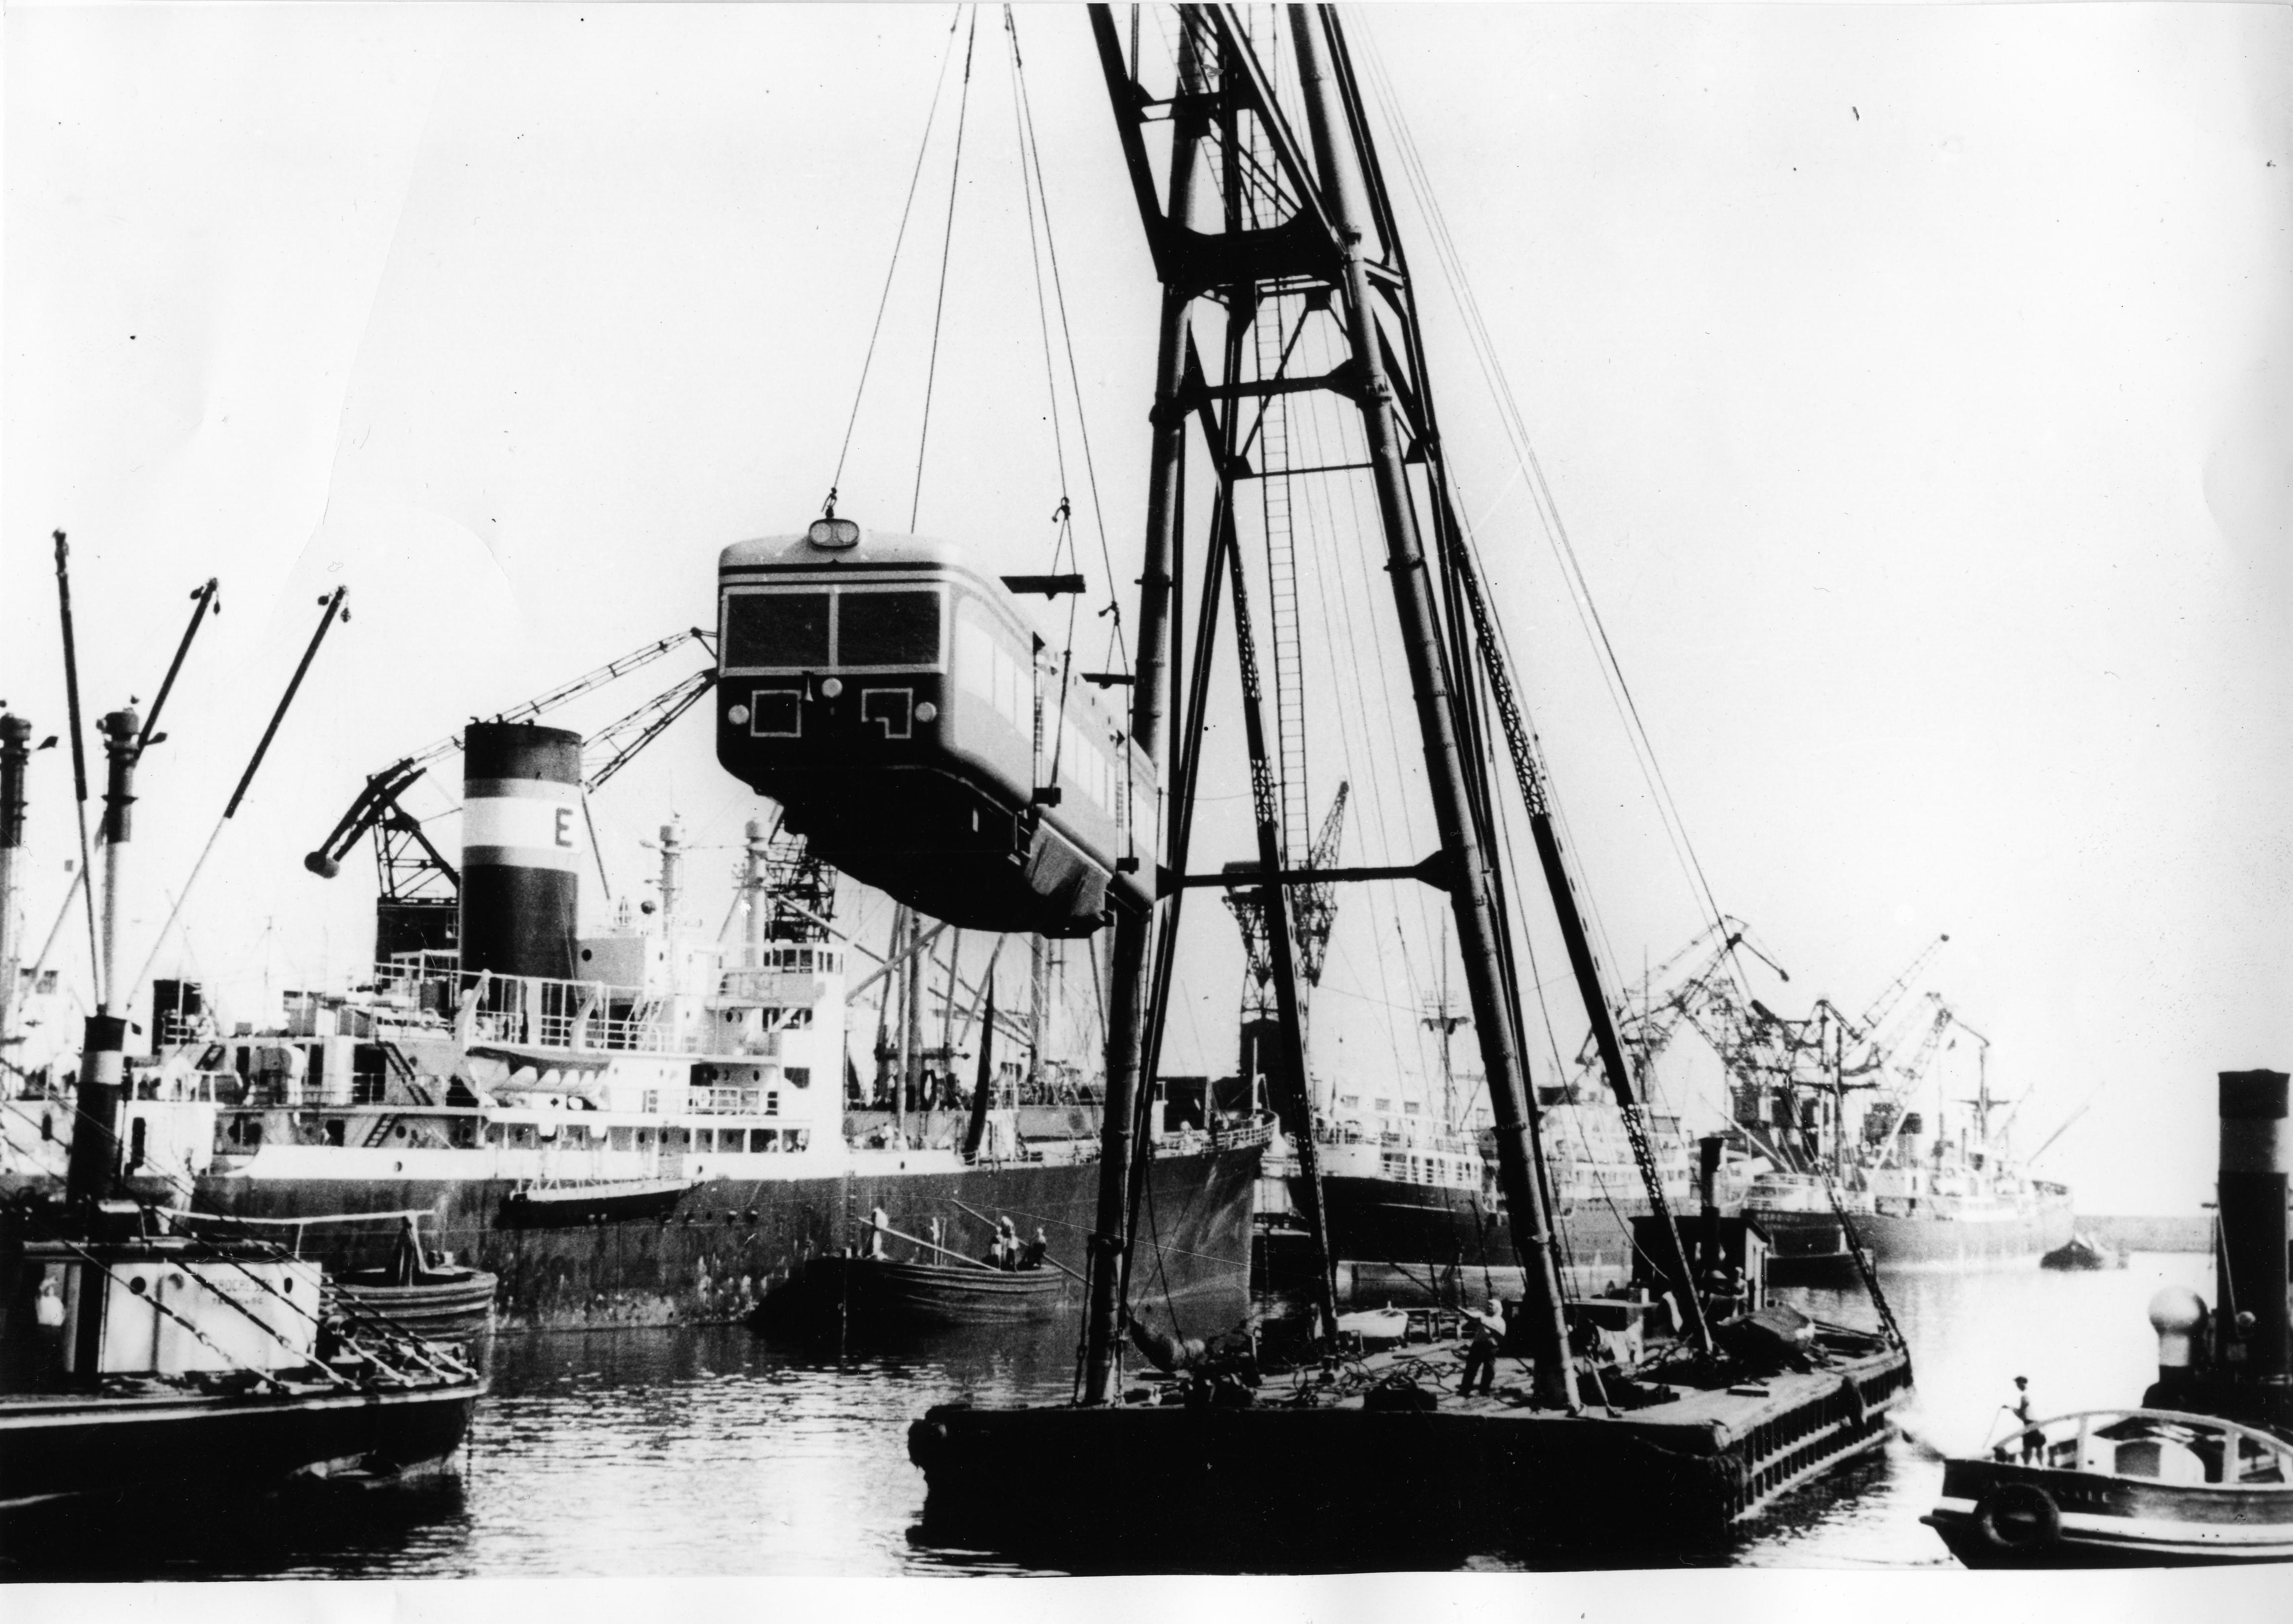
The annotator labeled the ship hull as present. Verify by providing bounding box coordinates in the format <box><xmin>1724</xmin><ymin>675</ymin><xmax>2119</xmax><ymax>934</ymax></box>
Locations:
<box><xmin>1756</xmin><ymin>1196</ymin><xmax>2077</xmax><ymax>1278</ymax></box>
<box><xmin>167</xmin><ymin>1145</ymin><xmax>1260</xmax><ymax>1331</ymax></box>
<box><xmin>1260</xmin><ymin>1174</ymin><xmax>1650</xmax><ymax>1304</ymax></box>
<box><xmin>0</xmin><ymin>1379</ymin><xmax>482</xmax><ymax>1511</ymax></box>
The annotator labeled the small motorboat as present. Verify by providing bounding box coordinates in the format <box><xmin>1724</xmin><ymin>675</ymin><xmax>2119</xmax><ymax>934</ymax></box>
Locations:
<box><xmin>1924</xmin><ymin>1408</ymin><xmax>2293</xmax><ymax>1566</ymax></box>
<box><xmin>2040</xmin><ymin>1232</ymin><xmax>2116</xmax><ymax>1272</ymax></box>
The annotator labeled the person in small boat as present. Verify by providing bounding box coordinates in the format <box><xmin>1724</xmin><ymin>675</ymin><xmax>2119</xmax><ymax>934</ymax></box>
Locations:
<box><xmin>867</xmin><ymin>1205</ymin><xmax>890</xmax><ymax>1261</ymax></box>
<box><xmin>2009</xmin><ymin>1376</ymin><xmax>2041</xmax><ymax>1462</ymax></box>
<box><xmin>1020</xmin><ymin>1227</ymin><xmax>1048</xmax><ymax>1271</ymax></box>
<box><xmin>1459</xmin><ymin>1306</ymin><xmax>1500</xmax><ymax>1396</ymax></box>
<box><xmin>988</xmin><ymin>1217</ymin><xmax>1019</xmax><ymax>1270</ymax></box>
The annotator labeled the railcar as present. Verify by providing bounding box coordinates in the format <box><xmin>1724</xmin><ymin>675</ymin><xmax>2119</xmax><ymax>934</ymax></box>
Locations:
<box><xmin>715</xmin><ymin>519</ymin><xmax>1152</xmax><ymax>936</ymax></box>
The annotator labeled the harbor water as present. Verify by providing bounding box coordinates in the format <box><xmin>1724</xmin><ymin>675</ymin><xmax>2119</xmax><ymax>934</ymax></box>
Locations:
<box><xmin>0</xmin><ymin>1253</ymin><xmax>2215</xmax><ymax>1577</ymax></box>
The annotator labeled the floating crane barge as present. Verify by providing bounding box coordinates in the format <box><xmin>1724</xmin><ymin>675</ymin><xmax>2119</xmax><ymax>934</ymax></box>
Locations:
<box><xmin>913</xmin><ymin>1327</ymin><xmax>1909</xmax><ymax>1565</ymax></box>
<box><xmin>909</xmin><ymin>5</ymin><xmax>1910</xmax><ymax>1567</ymax></box>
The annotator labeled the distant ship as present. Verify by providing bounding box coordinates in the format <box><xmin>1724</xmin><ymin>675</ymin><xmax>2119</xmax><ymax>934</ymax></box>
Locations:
<box><xmin>1737</xmin><ymin>1007</ymin><xmax>2074</xmax><ymax>1274</ymax></box>
<box><xmin>1254</xmin><ymin>1077</ymin><xmax>1697</xmax><ymax>1302</ymax></box>
<box><xmin>1744</xmin><ymin>1106</ymin><xmax>2074</xmax><ymax>1275</ymax></box>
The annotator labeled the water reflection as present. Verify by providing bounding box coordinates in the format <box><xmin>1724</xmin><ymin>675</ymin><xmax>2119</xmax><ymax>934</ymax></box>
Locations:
<box><xmin>0</xmin><ymin>1253</ymin><xmax>2214</xmax><ymax>1577</ymax></box>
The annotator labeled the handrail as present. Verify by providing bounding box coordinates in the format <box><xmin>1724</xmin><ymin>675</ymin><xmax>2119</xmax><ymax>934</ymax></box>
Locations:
<box><xmin>1997</xmin><ymin>1406</ymin><xmax>2291</xmax><ymax>1446</ymax></box>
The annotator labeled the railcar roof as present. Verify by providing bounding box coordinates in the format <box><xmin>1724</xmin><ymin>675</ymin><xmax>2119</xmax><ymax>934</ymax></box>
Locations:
<box><xmin>719</xmin><ymin>528</ymin><xmax>970</xmax><ymax>571</ymax></box>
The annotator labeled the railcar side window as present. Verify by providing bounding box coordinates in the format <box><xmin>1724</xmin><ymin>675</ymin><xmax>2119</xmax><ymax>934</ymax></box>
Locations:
<box><xmin>838</xmin><ymin>590</ymin><xmax>940</xmax><ymax>667</ymax></box>
<box><xmin>724</xmin><ymin>592</ymin><xmax>830</xmax><ymax>669</ymax></box>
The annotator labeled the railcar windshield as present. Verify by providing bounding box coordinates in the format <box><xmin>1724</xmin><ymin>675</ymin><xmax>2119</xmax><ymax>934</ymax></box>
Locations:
<box><xmin>724</xmin><ymin>592</ymin><xmax>829</xmax><ymax>670</ymax></box>
<box><xmin>837</xmin><ymin>590</ymin><xmax>941</xmax><ymax>667</ymax></box>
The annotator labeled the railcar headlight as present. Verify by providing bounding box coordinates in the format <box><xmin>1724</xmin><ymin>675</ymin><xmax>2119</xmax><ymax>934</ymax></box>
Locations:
<box><xmin>820</xmin><ymin>677</ymin><xmax>844</xmax><ymax>699</ymax></box>
<box><xmin>916</xmin><ymin>702</ymin><xmax>937</xmax><ymax>723</ymax></box>
<box><xmin>728</xmin><ymin>704</ymin><xmax>751</xmax><ymax>725</ymax></box>
<box><xmin>807</xmin><ymin>517</ymin><xmax>861</xmax><ymax>550</ymax></box>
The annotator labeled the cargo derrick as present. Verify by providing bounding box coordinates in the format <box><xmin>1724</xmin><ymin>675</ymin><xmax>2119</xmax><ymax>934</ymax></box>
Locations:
<box><xmin>1225</xmin><ymin>780</ymin><xmax>1347</xmax><ymax>1122</ymax></box>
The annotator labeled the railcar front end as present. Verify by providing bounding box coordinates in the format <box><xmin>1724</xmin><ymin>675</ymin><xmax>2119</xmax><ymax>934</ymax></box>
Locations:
<box><xmin>715</xmin><ymin>520</ymin><xmax>1152</xmax><ymax>936</ymax></box>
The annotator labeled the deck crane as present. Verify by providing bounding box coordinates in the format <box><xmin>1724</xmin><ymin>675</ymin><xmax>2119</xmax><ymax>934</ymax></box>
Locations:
<box><xmin>1857</xmin><ymin>932</ymin><xmax>1950</xmax><ymax>1036</ymax></box>
<box><xmin>1856</xmin><ymin>991</ymin><xmax>1997</xmax><ymax>1164</ymax></box>
<box><xmin>1599</xmin><ymin>915</ymin><xmax>1788</xmax><ymax>1082</ymax></box>
<box><xmin>1224</xmin><ymin>781</ymin><xmax>1350</xmax><ymax>1010</ymax></box>
<box><xmin>1224</xmin><ymin>781</ymin><xmax>1348</xmax><ymax>1116</ymax></box>
<box><xmin>302</xmin><ymin>628</ymin><xmax>713</xmax><ymax>958</ymax></box>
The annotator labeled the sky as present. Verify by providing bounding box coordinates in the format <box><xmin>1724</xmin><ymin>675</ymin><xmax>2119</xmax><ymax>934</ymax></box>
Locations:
<box><xmin>4</xmin><ymin>3</ymin><xmax>2287</xmax><ymax>1213</ymax></box>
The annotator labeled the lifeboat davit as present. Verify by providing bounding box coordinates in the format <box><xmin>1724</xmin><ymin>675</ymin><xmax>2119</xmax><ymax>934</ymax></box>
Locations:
<box><xmin>714</xmin><ymin>519</ymin><xmax>1153</xmax><ymax>937</ymax></box>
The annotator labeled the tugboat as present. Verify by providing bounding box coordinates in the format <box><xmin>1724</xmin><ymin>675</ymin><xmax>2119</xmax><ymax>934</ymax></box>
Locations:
<box><xmin>3</xmin><ymin>1016</ymin><xmax>483</xmax><ymax>1511</ymax></box>
<box><xmin>1925</xmin><ymin>1407</ymin><xmax>2293</xmax><ymax>1566</ymax></box>
<box><xmin>1925</xmin><ymin>1068</ymin><xmax>2293</xmax><ymax>1566</ymax></box>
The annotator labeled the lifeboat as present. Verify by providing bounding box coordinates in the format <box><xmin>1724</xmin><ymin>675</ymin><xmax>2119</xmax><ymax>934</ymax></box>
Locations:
<box><xmin>715</xmin><ymin>519</ymin><xmax>1153</xmax><ymax>936</ymax></box>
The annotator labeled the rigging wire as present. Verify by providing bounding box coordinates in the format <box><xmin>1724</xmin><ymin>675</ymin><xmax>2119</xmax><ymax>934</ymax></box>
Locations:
<box><xmin>826</xmin><ymin>8</ymin><xmax>965</xmax><ymax>511</ymax></box>
<box><xmin>910</xmin><ymin>5</ymin><xmax>982</xmax><ymax>532</ymax></box>
<box><xmin>1350</xmin><ymin>14</ymin><xmax>1746</xmax><ymax>1002</ymax></box>
<box><xmin>1006</xmin><ymin>8</ymin><xmax>1128</xmax><ymax>679</ymax></box>
<box><xmin>1003</xmin><ymin>13</ymin><xmax>1071</xmax><ymax>517</ymax></box>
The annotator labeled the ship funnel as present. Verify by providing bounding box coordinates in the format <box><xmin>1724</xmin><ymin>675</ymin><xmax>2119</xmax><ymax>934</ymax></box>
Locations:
<box><xmin>2216</xmin><ymin>1070</ymin><xmax>2290</xmax><ymax>1384</ymax></box>
<box><xmin>460</xmin><ymin>721</ymin><xmax>583</xmax><ymax>981</ymax></box>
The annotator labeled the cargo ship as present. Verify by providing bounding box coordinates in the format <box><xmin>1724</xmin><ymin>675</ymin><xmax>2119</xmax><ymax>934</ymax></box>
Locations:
<box><xmin>1742</xmin><ymin>1057</ymin><xmax>2072</xmax><ymax>1275</ymax></box>
<box><xmin>109</xmin><ymin>717</ymin><xmax>1260</xmax><ymax>1329</ymax></box>
<box><xmin>1255</xmin><ymin>1088</ymin><xmax>1698</xmax><ymax>1302</ymax></box>
<box><xmin>1747</xmin><ymin>1162</ymin><xmax>2074</xmax><ymax>1276</ymax></box>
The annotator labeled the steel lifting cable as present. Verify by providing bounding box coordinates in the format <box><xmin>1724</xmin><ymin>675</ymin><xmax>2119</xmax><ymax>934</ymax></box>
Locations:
<box><xmin>1002</xmin><ymin>12</ymin><xmax>1071</xmax><ymax>532</ymax></box>
<box><xmin>998</xmin><ymin>16</ymin><xmax>1086</xmax><ymax>799</ymax></box>
<box><xmin>1005</xmin><ymin>8</ymin><xmax>1127</xmax><ymax>682</ymax></box>
<box><xmin>826</xmin><ymin>7</ymin><xmax>966</xmax><ymax>513</ymax></box>
<box><xmin>1352</xmin><ymin>18</ymin><xmax>1743</xmax><ymax>999</ymax></box>
<box><xmin>910</xmin><ymin>5</ymin><xmax>982</xmax><ymax>532</ymax></box>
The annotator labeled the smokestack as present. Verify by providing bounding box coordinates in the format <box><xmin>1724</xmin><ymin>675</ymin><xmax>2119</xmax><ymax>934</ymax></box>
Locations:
<box><xmin>64</xmin><ymin>1012</ymin><xmax>129</xmax><ymax>1208</ymax></box>
<box><xmin>2216</xmin><ymin>1070</ymin><xmax>2290</xmax><ymax>1383</ymax></box>
<box><xmin>459</xmin><ymin>722</ymin><xmax>582</xmax><ymax>981</ymax></box>
<box><xmin>0</xmin><ymin>714</ymin><xmax>30</xmax><ymax>1045</ymax></box>
<box><xmin>96</xmin><ymin>707</ymin><xmax>140</xmax><ymax>1020</ymax></box>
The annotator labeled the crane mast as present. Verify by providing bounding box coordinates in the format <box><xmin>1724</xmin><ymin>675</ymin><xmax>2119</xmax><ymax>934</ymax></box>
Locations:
<box><xmin>1081</xmin><ymin>3</ymin><xmax>1716</xmax><ymax>1406</ymax></box>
